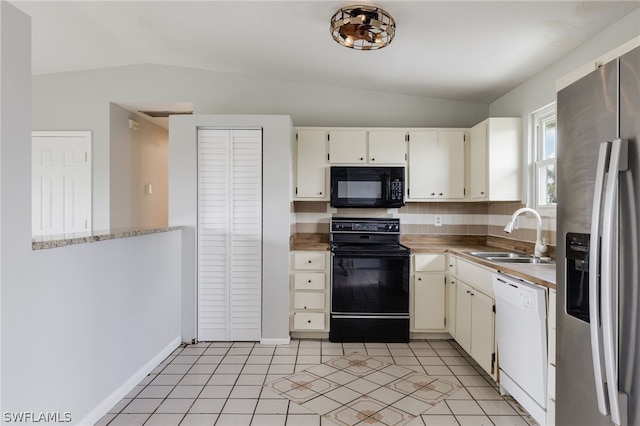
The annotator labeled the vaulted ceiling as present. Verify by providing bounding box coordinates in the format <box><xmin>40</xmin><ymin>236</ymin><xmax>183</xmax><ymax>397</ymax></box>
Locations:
<box><xmin>14</xmin><ymin>1</ymin><xmax>640</xmax><ymax>103</ymax></box>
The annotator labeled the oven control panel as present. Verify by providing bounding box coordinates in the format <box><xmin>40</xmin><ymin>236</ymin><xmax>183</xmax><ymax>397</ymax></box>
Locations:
<box><xmin>331</xmin><ymin>218</ymin><xmax>400</xmax><ymax>233</ymax></box>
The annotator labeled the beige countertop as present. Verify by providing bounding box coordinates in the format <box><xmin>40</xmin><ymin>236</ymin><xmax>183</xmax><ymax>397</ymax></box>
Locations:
<box><xmin>291</xmin><ymin>233</ymin><xmax>556</xmax><ymax>289</ymax></box>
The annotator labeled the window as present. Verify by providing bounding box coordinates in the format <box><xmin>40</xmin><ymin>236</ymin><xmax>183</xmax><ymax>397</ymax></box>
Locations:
<box><xmin>531</xmin><ymin>104</ymin><xmax>557</xmax><ymax>213</ymax></box>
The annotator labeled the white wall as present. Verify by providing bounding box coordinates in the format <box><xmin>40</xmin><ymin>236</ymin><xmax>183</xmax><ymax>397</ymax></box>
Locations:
<box><xmin>490</xmin><ymin>9</ymin><xmax>640</xmax><ymax>138</ymax></box>
<box><xmin>32</xmin><ymin>64</ymin><xmax>489</xmax><ymax>231</ymax></box>
<box><xmin>109</xmin><ymin>103</ymin><xmax>168</xmax><ymax>230</ymax></box>
<box><xmin>169</xmin><ymin>115</ymin><xmax>293</xmax><ymax>342</ymax></box>
<box><xmin>1</xmin><ymin>4</ymin><xmax>182</xmax><ymax>425</ymax></box>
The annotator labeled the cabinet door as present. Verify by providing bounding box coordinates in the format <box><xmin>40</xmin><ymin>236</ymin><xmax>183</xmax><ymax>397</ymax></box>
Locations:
<box><xmin>470</xmin><ymin>121</ymin><xmax>488</xmax><ymax>199</ymax></box>
<box><xmin>368</xmin><ymin>130</ymin><xmax>407</xmax><ymax>164</ymax></box>
<box><xmin>408</xmin><ymin>131</ymin><xmax>440</xmax><ymax>199</ymax></box>
<box><xmin>470</xmin><ymin>290</ymin><xmax>495</xmax><ymax>376</ymax></box>
<box><xmin>408</xmin><ymin>131</ymin><xmax>464</xmax><ymax>200</ymax></box>
<box><xmin>447</xmin><ymin>277</ymin><xmax>456</xmax><ymax>338</ymax></box>
<box><xmin>414</xmin><ymin>272</ymin><xmax>446</xmax><ymax>330</ymax></box>
<box><xmin>328</xmin><ymin>130</ymin><xmax>367</xmax><ymax>164</ymax></box>
<box><xmin>296</xmin><ymin>129</ymin><xmax>327</xmax><ymax>199</ymax></box>
<box><xmin>438</xmin><ymin>131</ymin><xmax>465</xmax><ymax>199</ymax></box>
<box><xmin>455</xmin><ymin>281</ymin><xmax>473</xmax><ymax>354</ymax></box>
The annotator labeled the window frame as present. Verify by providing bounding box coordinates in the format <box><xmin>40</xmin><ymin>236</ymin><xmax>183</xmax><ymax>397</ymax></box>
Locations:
<box><xmin>529</xmin><ymin>103</ymin><xmax>557</xmax><ymax>216</ymax></box>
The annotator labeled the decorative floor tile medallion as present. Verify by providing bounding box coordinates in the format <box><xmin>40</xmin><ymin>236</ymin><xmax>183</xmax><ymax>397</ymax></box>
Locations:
<box><xmin>264</xmin><ymin>353</ymin><xmax>461</xmax><ymax>426</ymax></box>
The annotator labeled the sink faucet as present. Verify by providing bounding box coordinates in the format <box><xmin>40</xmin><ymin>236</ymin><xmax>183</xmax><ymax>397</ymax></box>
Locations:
<box><xmin>504</xmin><ymin>207</ymin><xmax>548</xmax><ymax>258</ymax></box>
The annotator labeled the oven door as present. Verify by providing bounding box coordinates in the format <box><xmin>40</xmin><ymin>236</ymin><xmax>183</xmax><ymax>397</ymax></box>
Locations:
<box><xmin>331</xmin><ymin>251</ymin><xmax>410</xmax><ymax>315</ymax></box>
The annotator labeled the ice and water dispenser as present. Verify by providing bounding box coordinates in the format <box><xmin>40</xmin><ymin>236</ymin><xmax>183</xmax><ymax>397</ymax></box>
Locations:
<box><xmin>566</xmin><ymin>233</ymin><xmax>592</xmax><ymax>322</ymax></box>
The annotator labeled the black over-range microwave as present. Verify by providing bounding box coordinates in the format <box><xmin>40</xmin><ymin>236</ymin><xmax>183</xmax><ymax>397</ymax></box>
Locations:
<box><xmin>330</xmin><ymin>166</ymin><xmax>405</xmax><ymax>208</ymax></box>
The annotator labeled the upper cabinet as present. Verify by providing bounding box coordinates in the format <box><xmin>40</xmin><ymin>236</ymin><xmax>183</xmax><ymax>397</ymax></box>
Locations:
<box><xmin>295</xmin><ymin>129</ymin><xmax>328</xmax><ymax>200</ymax></box>
<box><xmin>328</xmin><ymin>129</ymin><xmax>407</xmax><ymax>165</ymax></box>
<box><xmin>368</xmin><ymin>130</ymin><xmax>408</xmax><ymax>164</ymax></box>
<box><xmin>469</xmin><ymin>118</ymin><xmax>522</xmax><ymax>201</ymax></box>
<box><xmin>408</xmin><ymin>130</ymin><xmax>465</xmax><ymax>200</ymax></box>
<box><xmin>328</xmin><ymin>130</ymin><xmax>367</xmax><ymax>164</ymax></box>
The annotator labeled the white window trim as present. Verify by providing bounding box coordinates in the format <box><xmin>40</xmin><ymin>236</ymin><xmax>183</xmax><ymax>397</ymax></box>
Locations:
<box><xmin>529</xmin><ymin>103</ymin><xmax>557</xmax><ymax>217</ymax></box>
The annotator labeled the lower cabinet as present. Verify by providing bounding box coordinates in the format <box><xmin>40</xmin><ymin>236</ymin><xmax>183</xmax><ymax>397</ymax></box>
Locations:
<box><xmin>290</xmin><ymin>251</ymin><xmax>330</xmax><ymax>333</ymax></box>
<box><xmin>452</xmin><ymin>257</ymin><xmax>497</xmax><ymax>380</ymax></box>
<box><xmin>412</xmin><ymin>253</ymin><xmax>448</xmax><ymax>332</ymax></box>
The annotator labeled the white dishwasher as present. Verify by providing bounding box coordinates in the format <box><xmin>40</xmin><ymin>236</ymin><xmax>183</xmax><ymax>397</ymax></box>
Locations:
<box><xmin>493</xmin><ymin>273</ymin><xmax>547</xmax><ymax>426</ymax></box>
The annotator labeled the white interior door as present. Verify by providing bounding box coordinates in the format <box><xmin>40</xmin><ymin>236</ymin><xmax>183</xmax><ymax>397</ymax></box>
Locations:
<box><xmin>198</xmin><ymin>128</ymin><xmax>262</xmax><ymax>341</ymax></box>
<box><xmin>32</xmin><ymin>131</ymin><xmax>92</xmax><ymax>237</ymax></box>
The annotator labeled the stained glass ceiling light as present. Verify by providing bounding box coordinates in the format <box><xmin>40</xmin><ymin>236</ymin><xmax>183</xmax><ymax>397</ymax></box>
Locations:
<box><xmin>330</xmin><ymin>5</ymin><xmax>395</xmax><ymax>50</ymax></box>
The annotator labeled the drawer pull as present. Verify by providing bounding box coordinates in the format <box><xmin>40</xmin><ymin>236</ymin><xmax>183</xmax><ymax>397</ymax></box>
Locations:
<box><xmin>304</xmin><ymin>306</ymin><xmax>308</xmax><ymax>309</ymax></box>
<box><xmin>418</xmin><ymin>277</ymin><xmax>422</xmax><ymax>281</ymax></box>
<box><xmin>308</xmin><ymin>260</ymin><xmax>312</xmax><ymax>263</ymax></box>
<box><xmin>307</xmin><ymin>320</ymin><xmax>312</xmax><ymax>324</ymax></box>
<box><xmin>308</xmin><ymin>279</ymin><xmax>312</xmax><ymax>283</ymax></box>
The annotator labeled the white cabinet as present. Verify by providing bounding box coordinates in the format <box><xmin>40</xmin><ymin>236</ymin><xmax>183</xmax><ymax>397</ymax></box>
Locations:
<box><xmin>447</xmin><ymin>256</ymin><xmax>457</xmax><ymax>337</ymax></box>
<box><xmin>328</xmin><ymin>129</ymin><xmax>407</xmax><ymax>164</ymax></box>
<box><xmin>412</xmin><ymin>254</ymin><xmax>447</xmax><ymax>332</ymax></box>
<box><xmin>451</xmin><ymin>256</ymin><xmax>497</xmax><ymax>379</ymax></box>
<box><xmin>469</xmin><ymin>117</ymin><xmax>521</xmax><ymax>201</ymax></box>
<box><xmin>290</xmin><ymin>251</ymin><xmax>329</xmax><ymax>333</ymax></box>
<box><xmin>368</xmin><ymin>130</ymin><xmax>408</xmax><ymax>164</ymax></box>
<box><xmin>408</xmin><ymin>130</ymin><xmax>465</xmax><ymax>200</ymax></box>
<box><xmin>197</xmin><ymin>129</ymin><xmax>262</xmax><ymax>342</ymax></box>
<box><xmin>456</xmin><ymin>280</ymin><xmax>496</xmax><ymax>378</ymax></box>
<box><xmin>295</xmin><ymin>129</ymin><xmax>328</xmax><ymax>200</ymax></box>
<box><xmin>328</xmin><ymin>130</ymin><xmax>367</xmax><ymax>164</ymax></box>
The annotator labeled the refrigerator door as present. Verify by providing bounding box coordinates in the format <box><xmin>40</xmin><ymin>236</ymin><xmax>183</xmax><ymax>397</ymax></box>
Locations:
<box><xmin>618</xmin><ymin>46</ymin><xmax>640</xmax><ymax>426</ymax></box>
<box><xmin>556</xmin><ymin>58</ymin><xmax>617</xmax><ymax>425</ymax></box>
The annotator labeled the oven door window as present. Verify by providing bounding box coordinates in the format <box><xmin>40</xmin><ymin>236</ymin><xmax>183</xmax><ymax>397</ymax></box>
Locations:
<box><xmin>332</xmin><ymin>255</ymin><xmax>409</xmax><ymax>314</ymax></box>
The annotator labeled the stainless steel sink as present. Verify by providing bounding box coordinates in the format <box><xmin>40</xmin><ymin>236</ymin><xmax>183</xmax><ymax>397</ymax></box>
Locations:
<box><xmin>466</xmin><ymin>251</ymin><xmax>526</xmax><ymax>259</ymax></box>
<box><xmin>486</xmin><ymin>257</ymin><xmax>554</xmax><ymax>264</ymax></box>
<box><xmin>465</xmin><ymin>251</ymin><xmax>554</xmax><ymax>264</ymax></box>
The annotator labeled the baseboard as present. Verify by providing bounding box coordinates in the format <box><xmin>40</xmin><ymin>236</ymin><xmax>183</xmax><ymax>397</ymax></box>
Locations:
<box><xmin>260</xmin><ymin>337</ymin><xmax>291</xmax><ymax>345</ymax></box>
<box><xmin>76</xmin><ymin>336</ymin><xmax>181</xmax><ymax>426</ymax></box>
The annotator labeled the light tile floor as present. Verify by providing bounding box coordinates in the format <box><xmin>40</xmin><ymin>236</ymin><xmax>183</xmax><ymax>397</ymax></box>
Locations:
<box><xmin>96</xmin><ymin>339</ymin><xmax>539</xmax><ymax>426</ymax></box>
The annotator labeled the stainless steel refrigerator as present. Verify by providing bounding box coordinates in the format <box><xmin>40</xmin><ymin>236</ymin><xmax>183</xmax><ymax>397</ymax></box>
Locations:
<box><xmin>557</xmin><ymin>45</ymin><xmax>639</xmax><ymax>426</ymax></box>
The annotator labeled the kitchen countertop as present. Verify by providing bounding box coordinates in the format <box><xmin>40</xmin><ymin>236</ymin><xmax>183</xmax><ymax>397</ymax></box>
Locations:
<box><xmin>32</xmin><ymin>226</ymin><xmax>183</xmax><ymax>250</ymax></box>
<box><xmin>291</xmin><ymin>233</ymin><xmax>556</xmax><ymax>289</ymax></box>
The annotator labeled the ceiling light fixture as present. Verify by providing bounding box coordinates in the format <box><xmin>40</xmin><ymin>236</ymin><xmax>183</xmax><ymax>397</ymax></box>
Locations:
<box><xmin>330</xmin><ymin>5</ymin><xmax>395</xmax><ymax>51</ymax></box>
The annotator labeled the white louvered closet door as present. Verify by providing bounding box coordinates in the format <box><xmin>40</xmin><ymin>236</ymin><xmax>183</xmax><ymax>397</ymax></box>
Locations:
<box><xmin>198</xmin><ymin>129</ymin><xmax>262</xmax><ymax>341</ymax></box>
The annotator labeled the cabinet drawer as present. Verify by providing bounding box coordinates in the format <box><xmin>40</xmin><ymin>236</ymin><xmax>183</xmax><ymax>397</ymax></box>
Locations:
<box><xmin>457</xmin><ymin>258</ymin><xmax>494</xmax><ymax>296</ymax></box>
<box><xmin>294</xmin><ymin>292</ymin><xmax>325</xmax><ymax>310</ymax></box>
<box><xmin>293</xmin><ymin>252</ymin><xmax>326</xmax><ymax>270</ymax></box>
<box><xmin>293</xmin><ymin>312</ymin><xmax>325</xmax><ymax>330</ymax></box>
<box><xmin>293</xmin><ymin>272</ymin><xmax>326</xmax><ymax>290</ymax></box>
<box><xmin>414</xmin><ymin>254</ymin><xmax>445</xmax><ymax>272</ymax></box>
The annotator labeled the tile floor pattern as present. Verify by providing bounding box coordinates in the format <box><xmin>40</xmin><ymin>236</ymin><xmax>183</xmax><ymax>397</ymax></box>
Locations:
<box><xmin>96</xmin><ymin>339</ymin><xmax>540</xmax><ymax>426</ymax></box>
<box><xmin>264</xmin><ymin>352</ymin><xmax>461</xmax><ymax>425</ymax></box>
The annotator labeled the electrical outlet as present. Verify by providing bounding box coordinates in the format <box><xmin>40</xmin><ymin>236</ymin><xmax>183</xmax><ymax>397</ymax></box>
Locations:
<box><xmin>434</xmin><ymin>215</ymin><xmax>443</xmax><ymax>227</ymax></box>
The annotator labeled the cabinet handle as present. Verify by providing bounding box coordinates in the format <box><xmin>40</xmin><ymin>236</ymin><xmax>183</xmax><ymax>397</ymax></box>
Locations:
<box><xmin>439</xmin><ymin>193</ymin><xmax>443</xmax><ymax>196</ymax></box>
<box><xmin>360</xmin><ymin>157</ymin><xmax>364</xmax><ymax>161</ymax></box>
<box><xmin>308</xmin><ymin>260</ymin><xmax>312</xmax><ymax>263</ymax></box>
<box><xmin>418</xmin><ymin>277</ymin><xmax>422</xmax><ymax>281</ymax></box>
<box><xmin>308</xmin><ymin>279</ymin><xmax>312</xmax><ymax>283</ymax></box>
<box><xmin>319</xmin><ymin>192</ymin><xmax>323</xmax><ymax>195</ymax></box>
<box><xmin>304</xmin><ymin>306</ymin><xmax>308</xmax><ymax>309</ymax></box>
<box><xmin>480</xmin><ymin>191</ymin><xmax>485</xmax><ymax>195</ymax></box>
<box><xmin>466</xmin><ymin>290</ymin><xmax>471</xmax><ymax>294</ymax></box>
<box><xmin>307</xmin><ymin>320</ymin><xmax>312</xmax><ymax>324</ymax></box>
<box><xmin>371</xmin><ymin>158</ymin><xmax>375</xmax><ymax>162</ymax></box>
<box><xmin>430</xmin><ymin>192</ymin><xmax>435</xmax><ymax>196</ymax></box>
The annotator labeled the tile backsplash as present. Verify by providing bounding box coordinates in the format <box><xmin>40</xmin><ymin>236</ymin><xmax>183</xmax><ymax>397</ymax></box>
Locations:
<box><xmin>292</xmin><ymin>201</ymin><xmax>556</xmax><ymax>247</ymax></box>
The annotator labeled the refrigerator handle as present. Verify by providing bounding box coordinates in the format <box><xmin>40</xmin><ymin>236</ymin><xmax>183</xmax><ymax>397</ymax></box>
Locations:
<box><xmin>589</xmin><ymin>141</ymin><xmax>610</xmax><ymax>416</ymax></box>
<box><xmin>602</xmin><ymin>138</ymin><xmax>627</xmax><ymax>426</ymax></box>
